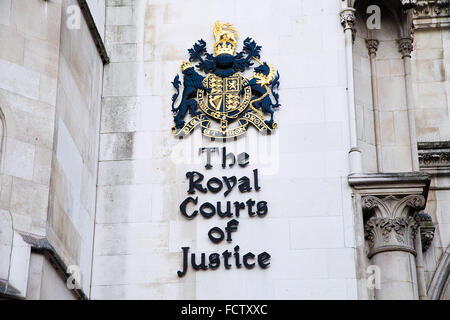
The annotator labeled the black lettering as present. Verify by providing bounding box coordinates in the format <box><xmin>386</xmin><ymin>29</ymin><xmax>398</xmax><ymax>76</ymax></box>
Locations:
<box><xmin>222</xmin><ymin>250</ymin><xmax>232</xmax><ymax>269</ymax></box>
<box><xmin>177</xmin><ymin>247</ymin><xmax>189</xmax><ymax>277</ymax></box>
<box><xmin>225</xmin><ymin>219</ymin><xmax>239</xmax><ymax>242</ymax></box>
<box><xmin>222</xmin><ymin>147</ymin><xmax>236</xmax><ymax>168</ymax></box>
<box><xmin>256</xmin><ymin>201</ymin><xmax>268</xmax><ymax>217</ymax></box>
<box><xmin>237</xmin><ymin>152</ymin><xmax>249</xmax><ymax>167</ymax></box>
<box><xmin>199</xmin><ymin>147</ymin><xmax>218</xmax><ymax>169</ymax></box>
<box><xmin>238</xmin><ymin>176</ymin><xmax>252</xmax><ymax>193</ymax></box>
<box><xmin>222</xmin><ymin>176</ymin><xmax>237</xmax><ymax>197</ymax></box>
<box><xmin>258</xmin><ymin>252</ymin><xmax>271</xmax><ymax>269</ymax></box>
<box><xmin>186</xmin><ymin>171</ymin><xmax>207</xmax><ymax>194</ymax></box>
<box><xmin>179</xmin><ymin>197</ymin><xmax>198</xmax><ymax>219</ymax></box>
<box><xmin>191</xmin><ymin>253</ymin><xmax>208</xmax><ymax>270</ymax></box>
<box><xmin>234</xmin><ymin>201</ymin><xmax>245</xmax><ymax>217</ymax></box>
<box><xmin>208</xmin><ymin>253</ymin><xmax>221</xmax><ymax>270</ymax></box>
<box><xmin>207</xmin><ymin>177</ymin><xmax>223</xmax><ymax>193</ymax></box>
<box><xmin>217</xmin><ymin>201</ymin><xmax>232</xmax><ymax>218</ymax></box>
<box><xmin>243</xmin><ymin>252</ymin><xmax>256</xmax><ymax>269</ymax></box>
<box><xmin>246</xmin><ymin>198</ymin><xmax>256</xmax><ymax>217</ymax></box>
<box><xmin>253</xmin><ymin>169</ymin><xmax>261</xmax><ymax>191</ymax></box>
<box><xmin>199</xmin><ymin>202</ymin><xmax>216</xmax><ymax>218</ymax></box>
<box><xmin>233</xmin><ymin>245</ymin><xmax>242</xmax><ymax>268</ymax></box>
<box><xmin>208</xmin><ymin>227</ymin><xmax>224</xmax><ymax>243</ymax></box>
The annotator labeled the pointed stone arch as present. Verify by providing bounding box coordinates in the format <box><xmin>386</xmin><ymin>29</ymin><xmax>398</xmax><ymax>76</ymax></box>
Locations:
<box><xmin>428</xmin><ymin>245</ymin><xmax>450</xmax><ymax>299</ymax></box>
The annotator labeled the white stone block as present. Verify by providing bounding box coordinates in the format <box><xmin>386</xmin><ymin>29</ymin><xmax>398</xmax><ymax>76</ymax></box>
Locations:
<box><xmin>0</xmin><ymin>0</ymin><xmax>11</xmax><ymax>26</ymax></box>
<box><xmin>95</xmin><ymin>222</ymin><xmax>169</xmax><ymax>255</ymax></box>
<box><xmin>290</xmin><ymin>216</ymin><xmax>345</xmax><ymax>249</ymax></box>
<box><xmin>96</xmin><ymin>184</ymin><xmax>152</xmax><ymax>224</ymax></box>
<box><xmin>8</xmin><ymin>232</ymin><xmax>31</xmax><ymax>297</ymax></box>
<box><xmin>326</xmin><ymin>248</ymin><xmax>356</xmax><ymax>279</ymax></box>
<box><xmin>4</xmin><ymin>137</ymin><xmax>35</xmax><ymax>180</ymax></box>
<box><xmin>0</xmin><ymin>59</ymin><xmax>40</xmax><ymax>100</ymax></box>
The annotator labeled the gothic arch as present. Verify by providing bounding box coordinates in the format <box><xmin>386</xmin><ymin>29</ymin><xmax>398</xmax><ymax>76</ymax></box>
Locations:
<box><xmin>428</xmin><ymin>245</ymin><xmax>450</xmax><ymax>300</ymax></box>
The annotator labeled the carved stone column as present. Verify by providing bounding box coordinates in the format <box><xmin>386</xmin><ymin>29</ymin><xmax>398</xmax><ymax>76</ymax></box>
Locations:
<box><xmin>349</xmin><ymin>172</ymin><xmax>430</xmax><ymax>300</ymax></box>
<box><xmin>398</xmin><ymin>36</ymin><xmax>420</xmax><ymax>171</ymax></box>
<box><xmin>340</xmin><ymin>7</ymin><xmax>362</xmax><ymax>174</ymax></box>
<box><xmin>366</xmin><ymin>39</ymin><xmax>382</xmax><ymax>172</ymax></box>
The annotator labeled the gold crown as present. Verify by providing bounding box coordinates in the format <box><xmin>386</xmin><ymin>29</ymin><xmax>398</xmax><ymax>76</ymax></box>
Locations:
<box><xmin>180</xmin><ymin>61</ymin><xmax>192</xmax><ymax>71</ymax></box>
<box><xmin>213</xmin><ymin>21</ymin><xmax>238</xmax><ymax>56</ymax></box>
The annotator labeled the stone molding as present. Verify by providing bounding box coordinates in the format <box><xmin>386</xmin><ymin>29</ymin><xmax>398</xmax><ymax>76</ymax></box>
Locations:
<box><xmin>413</xmin><ymin>0</ymin><xmax>450</xmax><ymax>29</ymax></box>
<box><xmin>418</xmin><ymin>141</ymin><xmax>450</xmax><ymax>174</ymax></box>
<box><xmin>0</xmin><ymin>279</ymin><xmax>22</xmax><ymax>300</ymax></box>
<box><xmin>363</xmin><ymin>195</ymin><xmax>424</xmax><ymax>258</ymax></box>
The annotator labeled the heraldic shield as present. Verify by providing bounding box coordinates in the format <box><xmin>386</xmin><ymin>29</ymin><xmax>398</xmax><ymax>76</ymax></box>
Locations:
<box><xmin>171</xmin><ymin>21</ymin><xmax>280</xmax><ymax>139</ymax></box>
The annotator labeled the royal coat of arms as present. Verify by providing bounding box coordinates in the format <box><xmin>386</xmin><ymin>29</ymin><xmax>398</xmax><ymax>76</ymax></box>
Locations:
<box><xmin>171</xmin><ymin>21</ymin><xmax>280</xmax><ymax>139</ymax></box>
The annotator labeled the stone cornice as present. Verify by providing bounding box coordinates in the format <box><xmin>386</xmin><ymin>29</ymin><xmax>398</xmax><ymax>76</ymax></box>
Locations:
<box><xmin>418</xmin><ymin>141</ymin><xmax>450</xmax><ymax>174</ymax></box>
<box><xmin>348</xmin><ymin>172</ymin><xmax>431</xmax><ymax>198</ymax></box>
<box><xmin>413</xmin><ymin>0</ymin><xmax>450</xmax><ymax>29</ymax></box>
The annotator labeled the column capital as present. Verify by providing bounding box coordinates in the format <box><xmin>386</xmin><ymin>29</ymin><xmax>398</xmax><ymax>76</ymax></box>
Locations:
<box><xmin>366</xmin><ymin>39</ymin><xmax>380</xmax><ymax>56</ymax></box>
<box><xmin>363</xmin><ymin>194</ymin><xmax>425</xmax><ymax>258</ymax></box>
<box><xmin>340</xmin><ymin>8</ymin><xmax>356</xmax><ymax>35</ymax></box>
<box><xmin>398</xmin><ymin>37</ymin><xmax>414</xmax><ymax>58</ymax></box>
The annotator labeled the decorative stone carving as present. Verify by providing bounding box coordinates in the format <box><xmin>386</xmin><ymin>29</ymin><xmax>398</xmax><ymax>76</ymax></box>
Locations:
<box><xmin>418</xmin><ymin>142</ymin><xmax>450</xmax><ymax>173</ymax></box>
<box><xmin>340</xmin><ymin>8</ymin><xmax>356</xmax><ymax>40</ymax></box>
<box><xmin>362</xmin><ymin>194</ymin><xmax>426</xmax><ymax>258</ymax></box>
<box><xmin>402</xmin><ymin>0</ymin><xmax>419</xmax><ymax>9</ymax></box>
<box><xmin>418</xmin><ymin>212</ymin><xmax>436</xmax><ymax>251</ymax></box>
<box><xmin>413</xmin><ymin>0</ymin><xmax>450</xmax><ymax>29</ymax></box>
<box><xmin>398</xmin><ymin>37</ymin><xmax>414</xmax><ymax>58</ymax></box>
<box><xmin>366</xmin><ymin>39</ymin><xmax>379</xmax><ymax>56</ymax></box>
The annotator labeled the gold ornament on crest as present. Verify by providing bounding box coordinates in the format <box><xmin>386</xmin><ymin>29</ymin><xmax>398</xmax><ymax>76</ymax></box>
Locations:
<box><xmin>213</xmin><ymin>21</ymin><xmax>238</xmax><ymax>56</ymax></box>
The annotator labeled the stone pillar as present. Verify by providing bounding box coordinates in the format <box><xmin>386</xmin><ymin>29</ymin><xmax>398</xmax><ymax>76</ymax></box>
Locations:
<box><xmin>366</xmin><ymin>39</ymin><xmax>382</xmax><ymax>172</ymax></box>
<box><xmin>363</xmin><ymin>194</ymin><xmax>423</xmax><ymax>299</ymax></box>
<box><xmin>349</xmin><ymin>172</ymin><xmax>431</xmax><ymax>300</ymax></box>
<box><xmin>398</xmin><ymin>37</ymin><xmax>420</xmax><ymax>171</ymax></box>
<box><xmin>340</xmin><ymin>8</ymin><xmax>362</xmax><ymax>174</ymax></box>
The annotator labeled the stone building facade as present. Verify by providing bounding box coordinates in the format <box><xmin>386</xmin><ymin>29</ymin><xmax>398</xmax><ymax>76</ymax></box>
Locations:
<box><xmin>0</xmin><ymin>0</ymin><xmax>449</xmax><ymax>300</ymax></box>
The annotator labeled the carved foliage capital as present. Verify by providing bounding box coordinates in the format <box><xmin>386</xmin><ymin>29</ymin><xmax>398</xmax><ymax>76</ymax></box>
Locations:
<box><xmin>398</xmin><ymin>37</ymin><xmax>414</xmax><ymax>58</ymax></box>
<box><xmin>340</xmin><ymin>8</ymin><xmax>356</xmax><ymax>32</ymax></box>
<box><xmin>363</xmin><ymin>194</ymin><xmax>425</xmax><ymax>257</ymax></box>
<box><xmin>366</xmin><ymin>39</ymin><xmax>380</xmax><ymax>56</ymax></box>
